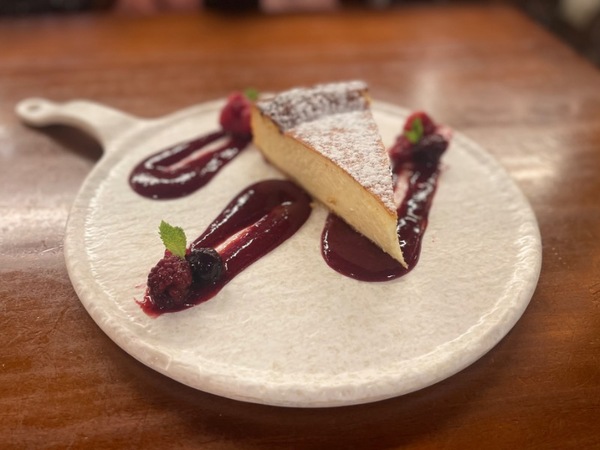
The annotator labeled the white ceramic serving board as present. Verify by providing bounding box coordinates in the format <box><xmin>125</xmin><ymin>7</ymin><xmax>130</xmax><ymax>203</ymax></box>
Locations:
<box><xmin>16</xmin><ymin>96</ymin><xmax>541</xmax><ymax>407</ymax></box>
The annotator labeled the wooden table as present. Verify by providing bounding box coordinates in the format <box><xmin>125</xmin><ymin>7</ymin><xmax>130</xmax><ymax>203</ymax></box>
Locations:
<box><xmin>2</xmin><ymin>4</ymin><xmax>599</xmax><ymax>448</ymax></box>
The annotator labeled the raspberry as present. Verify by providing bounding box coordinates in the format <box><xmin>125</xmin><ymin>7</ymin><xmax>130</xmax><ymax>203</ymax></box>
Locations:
<box><xmin>390</xmin><ymin>113</ymin><xmax>448</xmax><ymax>170</ymax></box>
<box><xmin>147</xmin><ymin>253</ymin><xmax>193</xmax><ymax>309</ymax></box>
<box><xmin>389</xmin><ymin>134</ymin><xmax>413</xmax><ymax>165</ymax></box>
<box><xmin>403</xmin><ymin>111</ymin><xmax>436</xmax><ymax>136</ymax></box>
<box><xmin>219</xmin><ymin>92</ymin><xmax>252</xmax><ymax>136</ymax></box>
<box><xmin>186</xmin><ymin>247</ymin><xmax>223</xmax><ymax>284</ymax></box>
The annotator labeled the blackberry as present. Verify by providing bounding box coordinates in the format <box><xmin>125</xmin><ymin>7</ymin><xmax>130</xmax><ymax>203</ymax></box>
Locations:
<box><xmin>147</xmin><ymin>253</ymin><xmax>193</xmax><ymax>309</ymax></box>
<box><xmin>413</xmin><ymin>133</ymin><xmax>448</xmax><ymax>165</ymax></box>
<box><xmin>186</xmin><ymin>247</ymin><xmax>223</xmax><ymax>284</ymax></box>
<box><xmin>404</xmin><ymin>111</ymin><xmax>436</xmax><ymax>136</ymax></box>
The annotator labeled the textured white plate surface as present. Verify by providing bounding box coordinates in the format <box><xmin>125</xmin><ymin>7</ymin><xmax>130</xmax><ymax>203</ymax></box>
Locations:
<box><xmin>16</xmin><ymin>97</ymin><xmax>541</xmax><ymax>407</ymax></box>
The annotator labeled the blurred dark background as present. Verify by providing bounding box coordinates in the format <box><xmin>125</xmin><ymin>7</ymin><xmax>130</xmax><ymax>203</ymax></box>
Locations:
<box><xmin>2</xmin><ymin>0</ymin><xmax>600</xmax><ymax>67</ymax></box>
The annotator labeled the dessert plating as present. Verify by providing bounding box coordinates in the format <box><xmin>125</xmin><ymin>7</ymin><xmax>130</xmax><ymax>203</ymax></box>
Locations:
<box><xmin>251</xmin><ymin>81</ymin><xmax>406</xmax><ymax>266</ymax></box>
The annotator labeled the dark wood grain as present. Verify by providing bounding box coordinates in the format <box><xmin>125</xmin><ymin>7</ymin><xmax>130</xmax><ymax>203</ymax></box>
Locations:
<box><xmin>2</xmin><ymin>4</ymin><xmax>599</xmax><ymax>449</ymax></box>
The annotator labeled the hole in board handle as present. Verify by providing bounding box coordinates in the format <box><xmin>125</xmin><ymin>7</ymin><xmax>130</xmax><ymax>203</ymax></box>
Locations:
<box><xmin>25</xmin><ymin>102</ymin><xmax>42</xmax><ymax>113</ymax></box>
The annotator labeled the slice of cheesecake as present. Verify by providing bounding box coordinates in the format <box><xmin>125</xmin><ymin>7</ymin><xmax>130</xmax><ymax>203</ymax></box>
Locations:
<box><xmin>251</xmin><ymin>81</ymin><xmax>406</xmax><ymax>267</ymax></box>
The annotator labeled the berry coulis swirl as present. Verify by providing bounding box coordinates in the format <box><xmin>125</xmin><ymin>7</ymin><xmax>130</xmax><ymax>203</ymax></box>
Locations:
<box><xmin>140</xmin><ymin>179</ymin><xmax>311</xmax><ymax>316</ymax></box>
<box><xmin>129</xmin><ymin>93</ymin><xmax>253</xmax><ymax>200</ymax></box>
<box><xmin>321</xmin><ymin>112</ymin><xmax>450</xmax><ymax>281</ymax></box>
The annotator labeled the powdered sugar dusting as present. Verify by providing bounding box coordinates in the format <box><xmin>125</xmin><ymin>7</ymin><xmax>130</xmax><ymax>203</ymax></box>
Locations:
<box><xmin>257</xmin><ymin>81</ymin><xmax>396</xmax><ymax>212</ymax></box>
<box><xmin>256</xmin><ymin>81</ymin><xmax>369</xmax><ymax>131</ymax></box>
<box><xmin>291</xmin><ymin>110</ymin><xmax>396</xmax><ymax>212</ymax></box>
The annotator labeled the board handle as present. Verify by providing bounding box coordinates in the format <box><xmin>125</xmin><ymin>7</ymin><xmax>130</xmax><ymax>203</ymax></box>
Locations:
<box><xmin>16</xmin><ymin>97</ymin><xmax>141</xmax><ymax>150</ymax></box>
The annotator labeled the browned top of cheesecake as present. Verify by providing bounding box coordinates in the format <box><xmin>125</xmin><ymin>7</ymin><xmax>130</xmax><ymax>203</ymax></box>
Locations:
<box><xmin>256</xmin><ymin>81</ymin><xmax>369</xmax><ymax>131</ymax></box>
<box><xmin>255</xmin><ymin>81</ymin><xmax>396</xmax><ymax>212</ymax></box>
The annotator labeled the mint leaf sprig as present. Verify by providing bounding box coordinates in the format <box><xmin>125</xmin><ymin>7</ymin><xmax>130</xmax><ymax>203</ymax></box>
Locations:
<box><xmin>404</xmin><ymin>117</ymin><xmax>424</xmax><ymax>144</ymax></box>
<box><xmin>159</xmin><ymin>220</ymin><xmax>187</xmax><ymax>259</ymax></box>
<box><xmin>244</xmin><ymin>87</ymin><xmax>259</xmax><ymax>101</ymax></box>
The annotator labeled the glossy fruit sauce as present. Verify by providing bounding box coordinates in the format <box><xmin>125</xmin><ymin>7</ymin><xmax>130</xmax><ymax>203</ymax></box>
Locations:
<box><xmin>129</xmin><ymin>131</ymin><xmax>252</xmax><ymax>200</ymax></box>
<box><xmin>322</xmin><ymin>118</ymin><xmax>449</xmax><ymax>281</ymax></box>
<box><xmin>321</xmin><ymin>152</ymin><xmax>443</xmax><ymax>281</ymax></box>
<box><xmin>139</xmin><ymin>179</ymin><xmax>311</xmax><ymax>315</ymax></box>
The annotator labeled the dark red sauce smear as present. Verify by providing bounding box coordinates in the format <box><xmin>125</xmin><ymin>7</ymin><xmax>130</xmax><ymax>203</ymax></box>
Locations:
<box><xmin>140</xmin><ymin>179</ymin><xmax>311</xmax><ymax>316</ymax></box>
<box><xmin>321</xmin><ymin>123</ymin><xmax>449</xmax><ymax>282</ymax></box>
<box><xmin>129</xmin><ymin>131</ymin><xmax>251</xmax><ymax>200</ymax></box>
